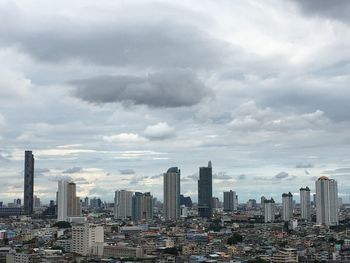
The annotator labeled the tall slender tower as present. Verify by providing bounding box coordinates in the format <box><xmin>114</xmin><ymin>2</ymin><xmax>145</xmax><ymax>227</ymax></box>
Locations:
<box><xmin>198</xmin><ymin>161</ymin><xmax>213</xmax><ymax>218</ymax></box>
<box><xmin>282</xmin><ymin>192</ymin><xmax>293</xmax><ymax>221</ymax></box>
<box><xmin>114</xmin><ymin>190</ymin><xmax>133</xmax><ymax>219</ymax></box>
<box><xmin>264</xmin><ymin>198</ymin><xmax>275</xmax><ymax>223</ymax></box>
<box><xmin>24</xmin><ymin>151</ymin><xmax>34</xmax><ymax>215</ymax></box>
<box><xmin>163</xmin><ymin>167</ymin><xmax>180</xmax><ymax>220</ymax></box>
<box><xmin>316</xmin><ymin>176</ymin><xmax>339</xmax><ymax>226</ymax></box>
<box><xmin>300</xmin><ymin>187</ymin><xmax>311</xmax><ymax>221</ymax></box>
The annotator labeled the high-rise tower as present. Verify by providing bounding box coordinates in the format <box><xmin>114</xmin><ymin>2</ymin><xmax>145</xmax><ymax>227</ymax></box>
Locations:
<box><xmin>163</xmin><ymin>167</ymin><xmax>180</xmax><ymax>220</ymax></box>
<box><xmin>57</xmin><ymin>180</ymin><xmax>81</xmax><ymax>221</ymax></box>
<box><xmin>300</xmin><ymin>187</ymin><xmax>311</xmax><ymax>221</ymax></box>
<box><xmin>316</xmin><ymin>176</ymin><xmax>339</xmax><ymax>226</ymax></box>
<box><xmin>282</xmin><ymin>192</ymin><xmax>293</xmax><ymax>221</ymax></box>
<box><xmin>198</xmin><ymin>161</ymin><xmax>213</xmax><ymax>218</ymax></box>
<box><xmin>114</xmin><ymin>190</ymin><xmax>133</xmax><ymax>219</ymax></box>
<box><xmin>24</xmin><ymin>151</ymin><xmax>34</xmax><ymax>215</ymax></box>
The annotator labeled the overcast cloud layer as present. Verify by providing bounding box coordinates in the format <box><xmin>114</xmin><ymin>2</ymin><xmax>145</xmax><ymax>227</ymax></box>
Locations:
<box><xmin>1</xmin><ymin>0</ymin><xmax>350</xmax><ymax>204</ymax></box>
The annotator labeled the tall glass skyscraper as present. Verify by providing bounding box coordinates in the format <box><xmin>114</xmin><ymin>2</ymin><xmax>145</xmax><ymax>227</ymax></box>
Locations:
<box><xmin>198</xmin><ymin>161</ymin><xmax>213</xmax><ymax>218</ymax></box>
<box><xmin>24</xmin><ymin>151</ymin><xmax>34</xmax><ymax>215</ymax></box>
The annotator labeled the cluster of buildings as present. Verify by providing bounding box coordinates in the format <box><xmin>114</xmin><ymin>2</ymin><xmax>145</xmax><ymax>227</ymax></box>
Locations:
<box><xmin>0</xmin><ymin>150</ymin><xmax>348</xmax><ymax>262</ymax></box>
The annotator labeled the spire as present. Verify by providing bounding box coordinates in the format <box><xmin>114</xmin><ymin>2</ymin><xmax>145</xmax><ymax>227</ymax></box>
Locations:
<box><xmin>208</xmin><ymin>160</ymin><xmax>212</xmax><ymax>168</ymax></box>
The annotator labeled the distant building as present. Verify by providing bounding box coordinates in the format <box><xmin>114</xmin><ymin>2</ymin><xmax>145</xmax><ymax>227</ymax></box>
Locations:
<box><xmin>198</xmin><ymin>161</ymin><xmax>213</xmax><ymax>218</ymax></box>
<box><xmin>316</xmin><ymin>176</ymin><xmax>339</xmax><ymax>226</ymax></box>
<box><xmin>114</xmin><ymin>190</ymin><xmax>133</xmax><ymax>219</ymax></box>
<box><xmin>57</xmin><ymin>180</ymin><xmax>81</xmax><ymax>221</ymax></box>
<box><xmin>180</xmin><ymin>195</ymin><xmax>192</xmax><ymax>207</ymax></box>
<box><xmin>264</xmin><ymin>198</ymin><xmax>275</xmax><ymax>223</ymax></box>
<box><xmin>33</xmin><ymin>195</ymin><xmax>41</xmax><ymax>208</ymax></box>
<box><xmin>247</xmin><ymin>199</ymin><xmax>257</xmax><ymax>209</ymax></box>
<box><xmin>212</xmin><ymin>197</ymin><xmax>220</xmax><ymax>210</ymax></box>
<box><xmin>163</xmin><ymin>167</ymin><xmax>181</xmax><ymax>220</ymax></box>
<box><xmin>72</xmin><ymin>223</ymin><xmax>104</xmax><ymax>256</ymax></box>
<box><xmin>132</xmin><ymin>192</ymin><xmax>153</xmax><ymax>221</ymax></box>
<box><xmin>282</xmin><ymin>192</ymin><xmax>293</xmax><ymax>221</ymax></box>
<box><xmin>300</xmin><ymin>187</ymin><xmax>311</xmax><ymax>221</ymax></box>
<box><xmin>23</xmin><ymin>151</ymin><xmax>34</xmax><ymax>215</ymax></box>
<box><xmin>223</xmin><ymin>190</ymin><xmax>236</xmax><ymax>212</ymax></box>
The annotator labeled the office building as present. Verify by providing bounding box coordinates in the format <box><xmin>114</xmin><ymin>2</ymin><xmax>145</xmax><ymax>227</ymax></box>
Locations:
<box><xmin>132</xmin><ymin>192</ymin><xmax>153</xmax><ymax>221</ymax></box>
<box><xmin>264</xmin><ymin>198</ymin><xmax>275</xmax><ymax>223</ymax></box>
<box><xmin>300</xmin><ymin>187</ymin><xmax>311</xmax><ymax>221</ymax></box>
<box><xmin>114</xmin><ymin>190</ymin><xmax>133</xmax><ymax>219</ymax></box>
<box><xmin>282</xmin><ymin>192</ymin><xmax>293</xmax><ymax>221</ymax></box>
<box><xmin>198</xmin><ymin>161</ymin><xmax>213</xmax><ymax>218</ymax></box>
<box><xmin>163</xmin><ymin>167</ymin><xmax>181</xmax><ymax>220</ymax></box>
<box><xmin>57</xmin><ymin>180</ymin><xmax>81</xmax><ymax>221</ymax></box>
<box><xmin>23</xmin><ymin>151</ymin><xmax>34</xmax><ymax>215</ymax></box>
<box><xmin>316</xmin><ymin>176</ymin><xmax>339</xmax><ymax>226</ymax></box>
<box><xmin>223</xmin><ymin>190</ymin><xmax>237</xmax><ymax>212</ymax></box>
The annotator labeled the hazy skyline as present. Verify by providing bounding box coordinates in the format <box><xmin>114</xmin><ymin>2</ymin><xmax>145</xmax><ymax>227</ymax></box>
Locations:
<box><xmin>1</xmin><ymin>0</ymin><xmax>350</xmax><ymax>203</ymax></box>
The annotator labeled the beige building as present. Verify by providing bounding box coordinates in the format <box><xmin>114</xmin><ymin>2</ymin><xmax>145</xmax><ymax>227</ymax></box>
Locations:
<box><xmin>103</xmin><ymin>245</ymin><xmax>144</xmax><ymax>259</ymax></box>
<box><xmin>72</xmin><ymin>223</ymin><xmax>104</xmax><ymax>256</ymax></box>
<box><xmin>270</xmin><ymin>248</ymin><xmax>298</xmax><ymax>263</ymax></box>
<box><xmin>57</xmin><ymin>180</ymin><xmax>81</xmax><ymax>221</ymax></box>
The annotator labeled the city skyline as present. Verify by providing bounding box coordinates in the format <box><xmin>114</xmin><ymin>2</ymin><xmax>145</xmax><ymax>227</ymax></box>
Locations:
<box><xmin>1</xmin><ymin>0</ymin><xmax>350</xmax><ymax>203</ymax></box>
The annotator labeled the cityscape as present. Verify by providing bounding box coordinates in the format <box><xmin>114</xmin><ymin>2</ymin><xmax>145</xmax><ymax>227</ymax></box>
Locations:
<box><xmin>0</xmin><ymin>151</ymin><xmax>349</xmax><ymax>262</ymax></box>
<box><xmin>1</xmin><ymin>0</ymin><xmax>350</xmax><ymax>262</ymax></box>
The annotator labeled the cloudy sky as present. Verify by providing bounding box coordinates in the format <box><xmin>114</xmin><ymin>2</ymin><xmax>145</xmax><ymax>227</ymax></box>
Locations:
<box><xmin>1</xmin><ymin>0</ymin><xmax>350</xmax><ymax>204</ymax></box>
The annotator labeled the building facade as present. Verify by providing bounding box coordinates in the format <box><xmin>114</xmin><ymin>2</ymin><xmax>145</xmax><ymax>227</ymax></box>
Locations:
<box><xmin>316</xmin><ymin>176</ymin><xmax>339</xmax><ymax>226</ymax></box>
<box><xmin>57</xmin><ymin>180</ymin><xmax>81</xmax><ymax>221</ymax></box>
<box><xmin>223</xmin><ymin>190</ymin><xmax>236</xmax><ymax>212</ymax></box>
<box><xmin>114</xmin><ymin>190</ymin><xmax>133</xmax><ymax>219</ymax></box>
<box><xmin>300</xmin><ymin>186</ymin><xmax>311</xmax><ymax>221</ymax></box>
<box><xmin>264</xmin><ymin>198</ymin><xmax>275</xmax><ymax>223</ymax></box>
<box><xmin>163</xmin><ymin>167</ymin><xmax>181</xmax><ymax>220</ymax></box>
<box><xmin>198</xmin><ymin>161</ymin><xmax>213</xmax><ymax>218</ymax></box>
<box><xmin>132</xmin><ymin>192</ymin><xmax>153</xmax><ymax>221</ymax></box>
<box><xmin>282</xmin><ymin>192</ymin><xmax>293</xmax><ymax>221</ymax></box>
<box><xmin>23</xmin><ymin>151</ymin><xmax>34</xmax><ymax>215</ymax></box>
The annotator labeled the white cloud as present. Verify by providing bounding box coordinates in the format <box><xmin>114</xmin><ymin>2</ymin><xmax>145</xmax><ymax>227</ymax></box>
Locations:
<box><xmin>143</xmin><ymin>122</ymin><xmax>175</xmax><ymax>140</ymax></box>
<box><xmin>103</xmin><ymin>133</ymin><xmax>147</xmax><ymax>144</ymax></box>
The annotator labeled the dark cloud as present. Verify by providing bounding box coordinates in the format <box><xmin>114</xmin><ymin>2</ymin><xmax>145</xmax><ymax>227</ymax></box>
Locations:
<box><xmin>274</xmin><ymin>171</ymin><xmax>289</xmax><ymax>179</ymax></box>
<box><xmin>48</xmin><ymin>175</ymin><xmax>73</xmax><ymax>182</ymax></box>
<box><xmin>70</xmin><ymin>69</ymin><xmax>212</xmax><ymax>108</ymax></box>
<box><xmin>63</xmin><ymin>167</ymin><xmax>82</xmax><ymax>174</ymax></box>
<box><xmin>213</xmin><ymin>172</ymin><xmax>232</xmax><ymax>180</ymax></box>
<box><xmin>291</xmin><ymin>0</ymin><xmax>350</xmax><ymax>23</ymax></box>
<box><xmin>295</xmin><ymin>163</ymin><xmax>314</xmax><ymax>168</ymax></box>
<box><xmin>150</xmin><ymin>174</ymin><xmax>163</xmax><ymax>179</ymax></box>
<box><xmin>119</xmin><ymin>169</ymin><xmax>136</xmax><ymax>175</ymax></box>
<box><xmin>237</xmin><ymin>174</ymin><xmax>247</xmax><ymax>180</ymax></box>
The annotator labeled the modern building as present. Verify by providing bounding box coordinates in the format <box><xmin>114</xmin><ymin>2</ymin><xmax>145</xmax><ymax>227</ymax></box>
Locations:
<box><xmin>223</xmin><ymin>190</ymin><xmax>236</xmax><ymax>212</ymax></box>
<box><xmin>282</xmin><ymin>192</ymin><xmax>293</xmax><ymax>221</ymax></box>
<box><xmin>198</xmin><ymin>161</ymin><xmax>213</xmax><ymax>218</ymax></box>
<box><xmin>23</xmin><ymin>151</ymin><xmax>34</xmax><ymax>215</ymax></box>
<box><xmin>316</xmin><ymin>176</ymin><xmax>339</xmax><ymax>226</ymax></box>
<box><xmin>103</xmin><ymin>245</ymin><xmax>144</xmax><ymax>259</ymax></box>
<box><xmin>72</xmin><ymin>223</ymin><xmax>104</xmax><ymax>256</ymax></box>
<box><xmin>264</xmin><ymin>198</ymin><xmax>275</xmax><ymax>223</ymax></box>
<box><xmin>57</xmin><ymin>180</ymin><xmax>81</xmax><ymax>221</ymax></box>
<box><xmin>300</xmin><ymin>186</ymin><xmax>311</xmax><ymax>221</ymax></box>
<box><xmin>114</xmin><ymin>190</ymin><xmax>133</xmax><ymax>219</ymax></box>
<box><xmin>163</xmin><ymin>167</ymin><xmax>181</xmax><ymax>220</ymax></box>
<box><xmin>132</xmin><ymin>192</ymin><xmax>153</xmax><ymax>221</ymax></box>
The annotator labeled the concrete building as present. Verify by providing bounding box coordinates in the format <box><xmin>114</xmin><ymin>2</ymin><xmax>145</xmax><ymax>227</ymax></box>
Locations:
<box><xmin>282</xmin><ymin>192</ymin><xmax>293</xmax><ymax>221</ymax></box>
<box><xmin>270</xmin><ymin>248</ymin><xmax>298</xmax><ymax>263</ymax></box>
<box><xmin>163</xmin><ymin>167</ymin><xmax>180</xmax><ymax>220</ymax></box>
<box><xmin>103</xmin><ymin>245</ymin><xmax>144</xmax><ymax>259</ymax></box>
<box><xmin>300</xmin><ymin>186</ymin><xmax>311</xmax><ymax>221</ymax></box>
<box><xmin>132</xmin><ymin>192</ymin><xmax>153</xmax><ymax>221</ymax></box>
<box><xmin>23</xmin><ymin>151</ymin><xmax>34</xmax><ymax>215</ymax></box>
<box><xmin>114</xmin><ymin>190</ymin><xmax>133</xmax><ymax>219</ymax></box>
<box><xmin>72</xmin><ymin>223</ymin><xmax>104</xmax><ymax>256</ymax></box>
<box><xmin>264</xmin><ymin>198</ymin><xmax>275</xmax><ymax>223</ymax></box>
<box><xmin>223</xmin><ymin>190</ymin><xmax>237</xmax><ymax>212</ymax></box>
<box><xmin>57</xmin><ymin>180</ymin><xmax>81</xmax><ymax>221</ymax></box>
<box><xmin>198</xmin><ymin>161</ymin><xmax>213</xmax><ymax>218</ymax></box>
<box><xmin>316</xmin><ymin>176</ymin><xmax>339</xmax><ymax>226</ymax></box>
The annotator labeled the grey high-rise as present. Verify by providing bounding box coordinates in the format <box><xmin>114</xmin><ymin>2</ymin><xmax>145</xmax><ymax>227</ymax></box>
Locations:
<box><xmin>282</xmin><ymin>192</ymin><xmax>293</xmax><ymax>221</ymax></box>
<box><xmin>163</xmin><ymin>167</ymin><xmax>181</xmax><ymax>220</ymax></box>
<box><xmin>223</xmin><ymin>190</ymin><xmax>236</xmax><ymax>212</ymax></box>
<box><xmin>24</xmin><ymin>151</ymin><xmax>34</xmax><ymax>215</ymax></box>
<box><xmin>198</xmin><ymin>161</ymin><xmax>213</xmax><ymax>218</ymax></box>
<box><xmin>300</xmin><ymin>187</ymin><xmax>311</xmax><ymax>221</ymax></box>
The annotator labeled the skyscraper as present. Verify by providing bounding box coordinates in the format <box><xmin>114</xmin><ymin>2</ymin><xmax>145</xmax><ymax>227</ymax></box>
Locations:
<box><xmin>264</xmin><ymin>198</ymin><xmax>275</xmax><ymax>223</ymax></box>
<box><xmin>132</xmin><ymin>192</ymin><xmax>153</xmax><ymax>221</ymax></box>
<box><xmin>300</xmin><ymin>187</ymin><xmax>311</xmax><ymax>221</ymax></box>
<box><xmin>24</xmin><ymin>151</ymin><xmax>34</xmax><ymax>215</ymax></box>
<box><xmin>198</xmin><ymin>161</ymin><xmax>213</xmax><ymax>218</ymax></box>
<box><xmin>57</xmin><ymin>180</ymin><xmax>81</xmax><ymax>221</ymax></box>
<box><xmin>163</xmin><ymin>167</ymin><xmax>180</xmax><ymax>220</ymax></box>
<box><xmin>282</xmin><ymin>192</ymin><xmax>293</xmax><ymax>221</ymax></box>
<box><xmin>316</xmin><ymin>176</ymin><xmax>339</xmax><ymax>226</ymax></box>
<box><xmin>223</xmin><ymin>190</ymin><xmax>236</xmax><ymax>212</ymax></box>
<box><xmin>114</xmin><ymin>190</ymin><xmax>133</xmax><ymax>219</ymax></box>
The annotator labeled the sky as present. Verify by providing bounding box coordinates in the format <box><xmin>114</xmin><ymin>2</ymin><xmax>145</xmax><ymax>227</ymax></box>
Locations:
<box><xmin>1</xmin><ymin>0</ymin><xmax>350</xmax><ymax>204</ymax></box>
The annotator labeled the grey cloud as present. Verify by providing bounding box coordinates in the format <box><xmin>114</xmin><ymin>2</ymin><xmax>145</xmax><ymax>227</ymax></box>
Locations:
<box><xmin>295</xmin><ymin>163</ymin><xmax>314</xmax><ymax>168</ymax></box>
<box><xmin>274</xmin><ymin>171</ymin><xmax>289</xmax><ymax>179</ymax></box>
<box><xmin>144</xmin><ymin>122</ymin><xmax>175</xmax><ymax>140</ymax></box>
<box><xmin>35</xmin><ymin>168</ymin><xmax>50</xmax><ymax>178</ymax></box>
<box><xmin>49</xmin><ymin>175</ymin><xmax>73</xmax><ymax>182</ymax></box>
<box><xmin>63</xmin><ymin>167</ymin><xmax>82</xmax><ymax>174</ymax></box>
<box><xmin>75</xmin><ymin>177</ymin><xmax>90</xmax><ymax>185</ymax></box>
<box><xmin>119</xmin><ymin>169</ymin><xmax>136</xmax><ymax>175</ymax></box>
<box><xmin>305</xmin><ymin>170</ymin><xmax>310</xmax><ymax>175</ymax></box>
<box><xmin>0</xmin><ymin>154</ymin><xmax>10</xmax><ymax>163</ymax></box>
<box><xmin>70</xmin><ymin>69</ymin><xmax>212</xmax><ymax>108</ymax></box>
<box><xmin>213</xmin><ymin>172</ymin><xmax>232</xmax><ymax>180</ymax></box>
<box><xmin>291</xmin><ymin>0</ymin><xmax>350</xmax><ymax>23</ymax></box>
<box><xmin>323</xmin><ymin>168</ymin><xmax>350</xmax><ymax>174</ymax></box>
<box><xmin>237</xmin><ymin>174</ymin><xmax>247</xmax><ymax>180</ymax></box>
<box><xmin>150</xmin><ymin>174</ymin><xmax>163</xmax><ymax>179</ymax></box>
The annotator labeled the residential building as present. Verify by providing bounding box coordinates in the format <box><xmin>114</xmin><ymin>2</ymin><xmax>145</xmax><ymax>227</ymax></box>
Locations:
<box><xmin>198</xmin><ymin>161</ymin><xmax>213</xmax><ymax>218</ymax></box>
<box><xmin>163</xmin><ymin>167</ymin><xmax>180</xmax><ymax>220</ymax></box>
